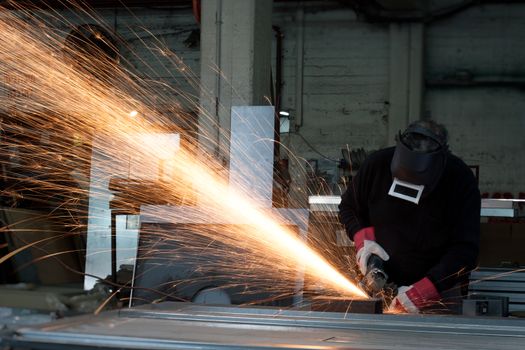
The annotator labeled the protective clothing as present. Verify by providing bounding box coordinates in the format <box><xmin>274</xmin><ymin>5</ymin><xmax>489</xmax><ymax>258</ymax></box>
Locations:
<box><xmin>354</xmin><ymin>227</ymin><xmax>389</xmax><ymax>276</ymax></box>
<box><xmin>389</xmin><ymin>277</ymin><xmax>440</xmax><ymax>314</ymax></box>
<box><xmin>391</xmin><ymin>125</ymin><xmax>448</xmax><ymax>198</ymax></box>
<box><xmin>339</xmin><ymin>147</ymin><xmax>480</xmax><ymax>301</ymax></box>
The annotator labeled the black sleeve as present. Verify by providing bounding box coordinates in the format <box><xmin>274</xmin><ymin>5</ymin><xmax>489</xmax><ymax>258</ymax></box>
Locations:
<box><xmin>426</xmin><ymin>171</ymin><xmax>481</xmax><ymax>292</ymax></box>
<box><xmin>338</xmin><ymin>160</ymin><xmax>371</xmax><ymax>240</ymax></box>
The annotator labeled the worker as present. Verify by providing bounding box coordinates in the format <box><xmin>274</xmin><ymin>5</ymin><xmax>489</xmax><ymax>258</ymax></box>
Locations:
<box><xmin>339</xmin><ymin>120</ymin><xmax>480</xmax><ymax>314</ymax></box>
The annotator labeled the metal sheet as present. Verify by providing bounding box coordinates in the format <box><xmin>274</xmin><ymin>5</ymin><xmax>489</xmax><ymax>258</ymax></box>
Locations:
<box><xmin>229</xmin><ymin>106</ymin><xmax>275</xmax><ymax>208</ymax></box>
<box><xmin>310</xmin><ymin>298</ymin><xmax>383</xmax><ymax>314</ymax></box>
<box><xmin>5</xmin><ymin>302</ymin><xmax>525</xmax><ymax>350</ymax></box>
<box><xmin>480</xmin><ymin>208</ymin><xmax>516</xmax><ymax>217</ymax></box>
<box><xmin>84</xmin><ymin>134</ymin><xmax>180</xmax><ymax>290</ymax></box>
<box><xmin>308</xmin><ymin>195</ymin><xmax>340</xmax><ymax>212</ymax></box>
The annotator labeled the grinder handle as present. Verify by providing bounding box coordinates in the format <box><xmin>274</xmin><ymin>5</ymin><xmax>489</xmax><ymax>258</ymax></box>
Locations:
<box><xmin>366</xmin><ymin>253</ymin><xmax>385</xmax><ymax>274</ymax></box>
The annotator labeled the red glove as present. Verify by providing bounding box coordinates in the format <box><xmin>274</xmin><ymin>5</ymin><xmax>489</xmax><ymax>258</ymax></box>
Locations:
<box><xmin>354</xmin><ymin>227</ymin><xmax>389</xmax><ymax>275</ymax></box>
<box><xmin>389</xmin><ymin>277</ymin><xmax>441</xmax><ymax>314</ymax></box>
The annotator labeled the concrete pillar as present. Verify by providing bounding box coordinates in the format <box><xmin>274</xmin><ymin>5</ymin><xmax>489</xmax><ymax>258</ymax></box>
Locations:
<box><xmin>199</xmin><ymin>0</ymin><xmax>273</xmax><ymax>161</ymax></box>
<box><xmin>387</xmin><ymin>22</ymin><xmax>424</xmax><ymax>145</ymax></box>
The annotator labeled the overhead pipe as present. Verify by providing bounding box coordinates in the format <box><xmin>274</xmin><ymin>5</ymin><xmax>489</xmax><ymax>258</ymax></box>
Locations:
<box><xmin>272</xmin><ymin>25</ymin><xmax>283</xmax><ymax>161</ymax></box>
<box><xmin>294</xmin><ymin>5</ymin><xmax>304</xmax><ymax>130</ymax></box>
<box><xmin>192</xmin><ymin>0</ymin><xmax>201</xmax><ymax>24</ymax></box>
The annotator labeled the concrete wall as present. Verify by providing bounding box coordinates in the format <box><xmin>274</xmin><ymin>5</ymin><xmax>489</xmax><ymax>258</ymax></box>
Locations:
<box><xmin>273</xmin><ymin>3</ymin><xmax>390</xmax><ymax>199</ymax></box>
<box><xmin>425</xmin><ymin>4</ymin><xmax>525</xmax><ymax>195</ymax></box>
<box><xmin>274</xmin><ymin>1</ymin><xmax>525</xmax><ymax>198</ymax></box>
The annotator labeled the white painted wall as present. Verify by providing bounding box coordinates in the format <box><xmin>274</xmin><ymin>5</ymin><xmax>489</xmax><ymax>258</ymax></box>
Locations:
<box><xmin>275</xmin><ymin>4</ymin><xmax>390</xmax><ymax>150</ymax></box>
<box><xmin>273</xmin><ymin>3</ymin><xmax>390</xmax><ymax>199</ymax></box>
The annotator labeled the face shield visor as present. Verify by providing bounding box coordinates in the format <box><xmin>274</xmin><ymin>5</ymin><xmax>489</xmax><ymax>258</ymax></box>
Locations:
<box><xmin>389</xmin><ymin>126</ymin><xmax>448</xmax><ymax>204</ymax></box>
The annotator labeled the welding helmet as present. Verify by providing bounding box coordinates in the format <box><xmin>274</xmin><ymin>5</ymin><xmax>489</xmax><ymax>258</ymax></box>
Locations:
<box><xmin>389</xmin><ymin>123</ymin><xmax>448</xmax><ymax>203</ymax></box>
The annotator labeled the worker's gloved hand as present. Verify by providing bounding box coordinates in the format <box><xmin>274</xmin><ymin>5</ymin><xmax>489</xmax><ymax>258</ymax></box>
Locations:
<box><xmin>353</xmin><ymin>227</ymin><xmax>389</xmax><ymax>275</ymax></box>
<box><xmin>389</xmin><ymin>277</ymin><xmax>440</xmax><ymax>314</ymax></box>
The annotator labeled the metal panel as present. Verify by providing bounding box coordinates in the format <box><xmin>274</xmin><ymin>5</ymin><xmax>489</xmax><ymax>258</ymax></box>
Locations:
<box><xmin>469</xmin><ymin>268</ymin><xmax>525</xmax><ymax>312</ymax></box>
<box><xmin>308</xmin><ymin>195</ymin><xmax>340</xmax><ymax>212</ymax></box>
<box><xmin>480</xmin><ymin>199</ymin><xmax>520</xmax><ymax>217</ymax></box>
<box><xmin>471</xmin><ymin>269</ymin><xmax>525</xmax><ymax>281</ymax></box>
<box><xmin>469</xmin><ymin>282</ymin><xmax>525</xmax><ymax>293</ymax></box>
<box><xmin>5</xmin><ymin>302</ymin><xmax>525</xmax><ymax>350</ymax></box>
<box><xmin>84</xmin><ymin>134</ymin><xmax>180</xmax><ymax>290</ymax></box>
<box><xmin>229</xmin><ymin>106</ymin><xmax>275</xmax><ymax>208</ymax></box>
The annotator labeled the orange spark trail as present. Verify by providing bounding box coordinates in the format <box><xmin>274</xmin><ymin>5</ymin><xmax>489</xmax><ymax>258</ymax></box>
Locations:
<box><xmin>0</xmin><ymin>2</ymin><xmax>367</xmax><ymax>301</ymax></box>
<box><xmin>169</xmin><ymin>149</ymin><xmax>368</xmax><ymax>299</ymax></box>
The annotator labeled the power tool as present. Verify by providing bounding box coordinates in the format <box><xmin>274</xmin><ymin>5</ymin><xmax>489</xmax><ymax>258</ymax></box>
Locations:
<box><xmin>359</xmin><ymin>254</ymin><xmax>390</xmax><ymax>297</ymax></box>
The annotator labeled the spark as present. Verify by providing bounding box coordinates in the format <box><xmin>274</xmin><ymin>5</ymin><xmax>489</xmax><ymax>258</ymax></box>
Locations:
<box><xmin>0</xmin><ymin>1</ymin><xmax>367</xmax><ymax>304</ymax></box>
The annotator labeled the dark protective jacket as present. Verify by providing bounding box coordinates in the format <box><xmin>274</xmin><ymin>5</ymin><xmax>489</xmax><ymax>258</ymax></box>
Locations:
<box><xmin>339</xmin><ymin>147</ymin><xmax>481</xmax><ymax>292</ymax></box>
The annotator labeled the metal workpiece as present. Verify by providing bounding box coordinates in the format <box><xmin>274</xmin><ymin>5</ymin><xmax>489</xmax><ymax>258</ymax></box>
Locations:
<box><xmin>4</xmin><ymin>302</ymin><xmax>525</xmax><ymax>350</ymax></box>
<box><xmin>308</xmin><ymin>196</ymin><xmax>525</xmax><ymax>218</ymax></box>
<box><xmin>480</xmin><ymin>199</ymin><xmax>523</xmax><ymax>217</ymax></box>
<box><xmin>308</xmin><ymin>195</ymin><xmax>341</xmax><ymax>212</ymax></box>
<box><xmin>309</xmin><ymin>297</ymin><xmax>383</xmax><ymax>314</ymax></box>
